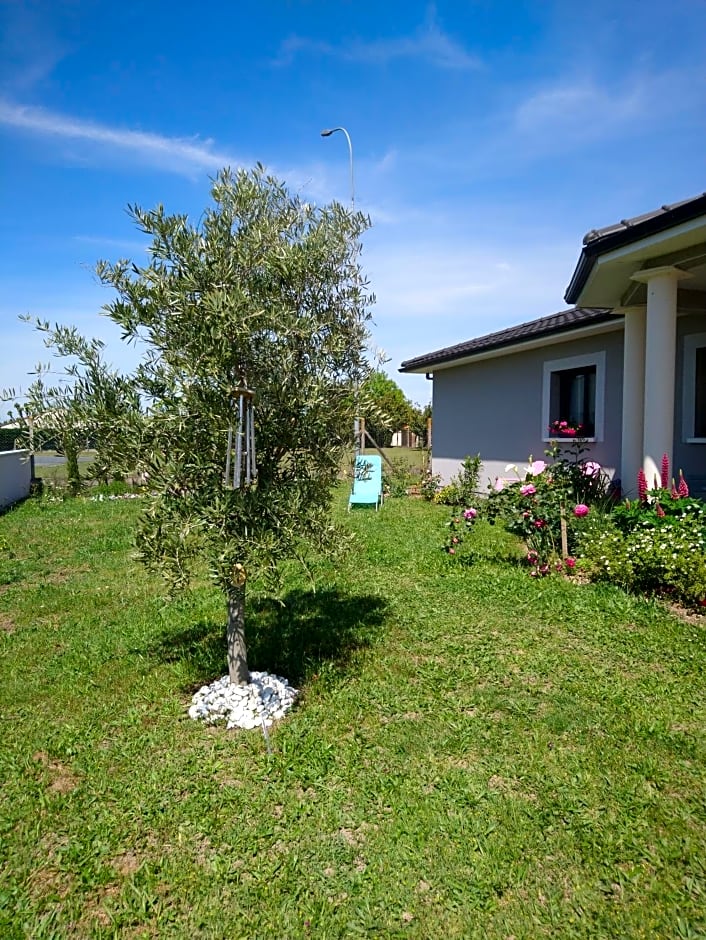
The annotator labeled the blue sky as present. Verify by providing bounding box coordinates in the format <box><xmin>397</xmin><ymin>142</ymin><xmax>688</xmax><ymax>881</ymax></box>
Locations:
<box><xmin>1</xmin><ymin>0</ymin><xmax>705</xmax><ymax>412</ymax></box>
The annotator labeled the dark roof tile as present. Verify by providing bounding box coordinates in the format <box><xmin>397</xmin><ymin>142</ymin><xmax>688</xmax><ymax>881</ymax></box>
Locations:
<box><xmin>399</xmin><ymin>307</ymin><xmax>615</xmax><ymax>373</ymax></box>
<box><xmin>567</xmin><ymin>192</ymin><xmax>706</xmax><ymax>302</ymax></box>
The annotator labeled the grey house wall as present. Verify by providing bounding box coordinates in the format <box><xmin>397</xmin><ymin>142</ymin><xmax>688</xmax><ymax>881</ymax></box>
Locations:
<box><xmin>431</xmin><ymin>328</ymin><xmax>625</xmax><ymax>491</ymax></box>
<box><xmin>675</xmin><ymin>311</ymin><xmax>706</xmax><ymax>498</ymax></box>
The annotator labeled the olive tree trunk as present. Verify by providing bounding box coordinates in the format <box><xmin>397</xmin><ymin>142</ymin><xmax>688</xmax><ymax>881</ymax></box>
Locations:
<box><xmin>226</xmin><ymin>572</ymin><xmax>249</xmax><ymax>685</ymax></box>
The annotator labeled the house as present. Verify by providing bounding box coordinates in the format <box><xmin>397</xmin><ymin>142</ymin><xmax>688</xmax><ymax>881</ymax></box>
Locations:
<box><xmin>400</xmin><ymin>193</ymin><xmax>706</xmax><ymax>498</ymax></box>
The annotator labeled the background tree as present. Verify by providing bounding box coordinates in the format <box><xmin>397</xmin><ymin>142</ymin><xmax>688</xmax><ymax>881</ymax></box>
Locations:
<box><xmin>96</xmin><ymin>166</ymin><xmax>374</xmax><ymax>685</ymax></box>
<box><xmin>409</xmin><ymin>401</ymin><xmax>432</xmax><ymax>445</ymax></box>
<box><xmin>359</xmin><ymin>370</ymin><xmax>425</xmax><ymax>446</ymax></box>
<box><xmin>3</xmin><ymin>320</ymin><xmax>141</xmax><ymax>493</ymax></box>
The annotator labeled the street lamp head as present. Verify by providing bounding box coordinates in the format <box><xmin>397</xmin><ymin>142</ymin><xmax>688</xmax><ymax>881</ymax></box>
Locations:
<box><xmin>319</xmin><ymin>127</ymin><xmax>354</xmax><ymax>207</ymax></box>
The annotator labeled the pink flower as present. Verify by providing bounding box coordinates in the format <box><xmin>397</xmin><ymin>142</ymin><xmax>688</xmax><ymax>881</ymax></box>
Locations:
<box><xmin>655</xmin><ymin>503</ymin><xmax>665</xmax><ymax>518</ymax></box>
<box><xmin>565</xmin><ymin>557</ymin><xmax>576</xmax><ymax>569</ymax></box>
<box><xmin>660</xmin><ymin>453</ymin><xmax>670</xmax><ymax>491</ymax></box>
<box><xmin>582</xmin><ymin>461</ymin><xmax>601</xmax><ymax>478</ymax></box>
<box><xmin>678</xmin><ymin>471</ymin><xmax>689</xmax><ymax>498</ymax></box>
<box><xmin>463</xmin><ymin>508</ymin><xmax>477</xmax><ymax>520</ymax></box>
<box><xmin>573</xmin><ymin>504</ymin><xmax>589</xmax><ymax>517</ymax></box>
<box><xmin>539</xmin><ymin>564</ymin><xmax>550</xmax><ymax>576</ymax></box>
<box><xmin>448</xmin><ymin>548</ymin><xmax>456</xmax><ymax>555</ymax></box>
<box><xmin>452</xmin><ymin>537</ymin><xmax>459</xmax><ymax>544</ymax></box>
<box><xmin>637</xmin><ymin>468</ymin><xmax>648</xmax><ymax>504</ymax></box>
<box><xmin>520</xmin><ymin>484</ymin><xmax>536</xmax><ymax>496</ymax></box>
<box><xmin>494</xmin><ymin>477</ymin><xmax>505</xmax><ymax>492</ymax></box>
<box><xmin>534</xmin><ymin>518</ymin><xmax>546</xmax><ymax>528</ymax></box>
<box><xmin>527</xmin><ymin>460</ymin><xmax>546</xmax><ymax>476</ymax></box>
<box><xmin>527</xmin><ymin>550</ymin><xmax>539</xmax><ymax>564</ymax></box>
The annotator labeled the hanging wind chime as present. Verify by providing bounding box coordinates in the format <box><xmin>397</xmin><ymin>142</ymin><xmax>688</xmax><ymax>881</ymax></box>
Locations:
<box><xmin>224</xmin><ymin>378</ymin><xmax>257</xmax><ymax>489</ymax></box>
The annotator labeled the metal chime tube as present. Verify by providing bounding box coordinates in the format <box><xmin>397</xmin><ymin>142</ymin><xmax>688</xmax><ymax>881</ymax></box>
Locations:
<box><xmin>224</xmin><ymin>380</ymin><xmax>257</xmax><ymax>490</ymax></box>
<box><xmin>224</xmin><ymin>423</ymin><xmax>233</xmax><ymax>485</ymax></box>
<box><xmin>234</xmin><ymin>392</ymin><xmax>244</xmax><ymax>489</ymax></box>
<box><xmin>244</xmin><ymin>399</ymin><xmax>250</xmax><ymax>484</ymax></box>
<box><xmin>249</xmin><ymin>403</ymin><xmax>257</xmax><ymax>478</ymax></box>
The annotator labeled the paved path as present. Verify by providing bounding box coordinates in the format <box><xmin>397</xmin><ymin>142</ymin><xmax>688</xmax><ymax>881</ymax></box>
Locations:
<box><xmin>34</xmin><ymin>455</ymin><xmax>93</xmax><ymax>467</ymax></box>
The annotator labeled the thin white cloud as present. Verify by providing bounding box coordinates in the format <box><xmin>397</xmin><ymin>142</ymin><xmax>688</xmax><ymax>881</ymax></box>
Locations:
<box><xmin>366</xmin><ymin>234</ymin><xmax>577</xmax><ymax>328</ymax></box>
<box><xmin>513</xmin><ymin>67</ymin><xmax>705</xmax><ymax>149</ymax></box>
<box><xmin>515</xmin><ymin>78</ymin><xmax>644</xmax><ymax>139</ymax></box>
<box><xmin>0</xmin><ymin>99</ymin><xmax>244</xmax><ymax>175</ymax></box>
<box><xmin>275</xmin><ymin>10</ymin><xmax>480</xmax><ymax>71</ymax></box>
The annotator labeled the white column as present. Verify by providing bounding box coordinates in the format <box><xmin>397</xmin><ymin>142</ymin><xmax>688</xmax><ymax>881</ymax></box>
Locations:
<box><xmin>618</xmin><ymin>307</ymin><xmax>646</xmax><ymax>497</ymax></box>
<box><xmin>630</xmin><ymin>266</ymin><xmax>691</xmax><ymax>486</ymax></box>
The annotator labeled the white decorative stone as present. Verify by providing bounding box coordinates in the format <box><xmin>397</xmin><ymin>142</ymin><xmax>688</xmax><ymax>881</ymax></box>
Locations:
<box><xmin>188</xmin><ymin>670</ymin><xmax>298</xmax><ymax>730</ymax></box>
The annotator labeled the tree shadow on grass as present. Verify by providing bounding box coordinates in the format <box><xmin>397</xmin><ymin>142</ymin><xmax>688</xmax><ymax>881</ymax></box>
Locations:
<box><xmin>148</xmin><ymin>588</ymin><xmax>389</xmax><ymax>688</ymax></box>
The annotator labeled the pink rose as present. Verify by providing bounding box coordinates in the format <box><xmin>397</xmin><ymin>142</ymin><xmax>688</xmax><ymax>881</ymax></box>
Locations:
<box><xmin>565</xmin><ymin>557</ymin><xmax>576</xmax><ymax>569</ymax></box>
<box><xmin>520</xmin><ymin>484</ymin><xmax>536</xmax><ymax>496</ymax></box>
<box><xmin>582</xmin><ymin>461</ymin><xmax>601</xmax><ymax>478</ymax></box>
<box><xmin>463</xmin><ymin>508</ymin><xmax>477</xmax><ymax>520</ymax></box>
<box><xmin>573</xmin><ymin>504</ymin><xmax>589</xmax><ymax>517</ymax></box>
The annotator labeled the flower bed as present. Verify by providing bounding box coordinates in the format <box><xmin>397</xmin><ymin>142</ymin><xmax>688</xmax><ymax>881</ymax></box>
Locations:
<box><xmin>441</xmin><ymin>443</ymin><xmax>706</xmax><ymax>609</ymax></box>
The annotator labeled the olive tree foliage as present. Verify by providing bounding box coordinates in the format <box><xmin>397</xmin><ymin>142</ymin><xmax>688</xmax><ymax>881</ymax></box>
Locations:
<box><xmin>96</xmin><ymin>166</ymin><xmax>374</xmax><ymax>684</ymax></box>
<box><xmin>2</xmin><ymin>319</ymin><xmax>141</xmax><ymax>493</ymax></box>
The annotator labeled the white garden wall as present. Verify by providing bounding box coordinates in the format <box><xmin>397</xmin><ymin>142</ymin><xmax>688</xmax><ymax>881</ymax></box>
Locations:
<box><xmin>0</xmin><ymin>450</ymin><xmax>32</xmax><ymax>509</ymax></box>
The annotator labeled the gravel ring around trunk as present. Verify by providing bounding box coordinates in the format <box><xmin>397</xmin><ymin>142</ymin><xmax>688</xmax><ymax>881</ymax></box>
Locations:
<box><xmin>188</xmin><ymin>671</ymin><xmax>298</xmax><ymax>730</ymax></box>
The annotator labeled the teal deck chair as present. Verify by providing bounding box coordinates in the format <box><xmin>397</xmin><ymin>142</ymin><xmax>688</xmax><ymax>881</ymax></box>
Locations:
<box><xmin>349</xmin><ymin>455</ymin><xmax>383</xmax><ymax>511</ymax></box>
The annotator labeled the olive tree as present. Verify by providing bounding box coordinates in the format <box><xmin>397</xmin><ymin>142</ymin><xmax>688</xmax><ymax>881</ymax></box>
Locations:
<box><xmin>97</xmin><ymin>166</ymin><xmax>374</xmax><ymax>684</ymax></box>
<box><xmin>3</xmin><ymin>320</ymin><xmax>141</xmax><ymax>493</ymax></box>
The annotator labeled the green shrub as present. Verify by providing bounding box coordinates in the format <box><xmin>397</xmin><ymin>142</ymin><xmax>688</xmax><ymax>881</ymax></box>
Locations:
<box><xmin>433</xmin><ymin>483</ymin><xmax>461</xmax><ymax>506</ymax></box>
<box><xmin>431</xmin><ymin>454</ymin><xmax>482</xmax><ymax>506</ymax></box>
<box><xmin>420</xmin><ymin>469</ymin><xmax>441</xmax><ymax>501</ymax></box>
<box><xmin>578</xmin><ymin>514</ymin><xmax>706</xmax><ymax>607</ymax></box>
<box><xmin>453</xmin><ymin>454</ymin><xmax>482</xmax><ymax>505</ymax></box>
<box><xmin>0</xmin><ymin>428</ymin><xmax>19</xmax><ymax>451</ymax></box>
<box><xmin>382</xmin><ymin>456</ymin><xmax>419</xmax><ymax>498</ymax></box>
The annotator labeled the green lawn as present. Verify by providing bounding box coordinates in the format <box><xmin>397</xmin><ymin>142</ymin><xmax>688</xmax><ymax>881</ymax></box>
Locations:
<box><xmin>0</xmin><ymin>491</ymin><xmax>704</xmax><ymax>938</ymax></box>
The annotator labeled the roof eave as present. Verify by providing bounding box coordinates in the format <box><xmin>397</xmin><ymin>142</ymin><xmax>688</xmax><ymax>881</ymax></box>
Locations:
<box><xmin>399</xmin><ymin>313</ymin><xmax>621</xmax><ymax>374</ymax></box>
<box><xmin>565</xmin><ymin>193</ymin><xmax>706</xmax><ymax>306</ymax></box>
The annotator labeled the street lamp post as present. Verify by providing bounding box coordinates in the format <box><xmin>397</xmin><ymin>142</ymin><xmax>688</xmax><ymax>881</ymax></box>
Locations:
<box><xmin>320</xmin><ymin>127</ymin><xmax>354</xmax><ymax>208</ymax></box>
<box><xmin>320</xmin><ymin>125</ymin><xmax>360</xmax><ymax>453</ymax></box>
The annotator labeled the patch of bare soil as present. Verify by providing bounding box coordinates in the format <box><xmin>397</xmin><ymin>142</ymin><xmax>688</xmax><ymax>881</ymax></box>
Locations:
<box><xmin>110</xmin><ymin>851</ymin><xmax>142</xmax><ymax>877</ymax></box>
<box><xmin>32</xmin><ymin>751</ymin><xmax>79</xmax><ymax>795</ymax></box>
<box><xmin>663</xmin><ymin>600</ymin><xmax>705</xmax><ymax>626</ymax></box>
<box><xmin>0</xmin><ymin>613</ymin><xmax>15</xmax><ymax>633</ymax></box>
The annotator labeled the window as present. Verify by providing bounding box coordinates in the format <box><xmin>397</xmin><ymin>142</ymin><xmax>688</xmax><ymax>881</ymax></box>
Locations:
<box><xmin>542</xmin><ymin>352</ymin><xmax>605</xmax><ymax>441</ymax></box>
<box><xmin>682</xmin><ymin>333</ymin><xmax>706</xmax><ymax>442</ymax></box>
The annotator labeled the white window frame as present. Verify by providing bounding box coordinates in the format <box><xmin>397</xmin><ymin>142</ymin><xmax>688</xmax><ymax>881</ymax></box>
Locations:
<box><xmin>542</xmin><ymin>351</ymin><xmax>606</xmax><ymax>443</ymax></box>
<box><xmin>682</xmin><ymin>332</ymin><xmax>706</xmax><ymax>444</ymax></box>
